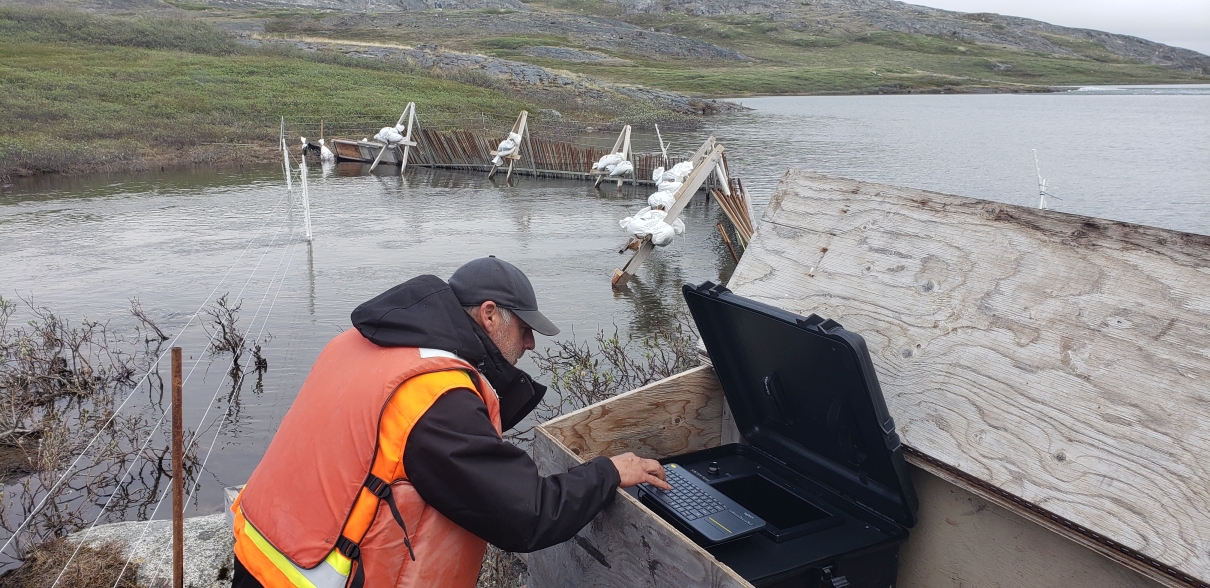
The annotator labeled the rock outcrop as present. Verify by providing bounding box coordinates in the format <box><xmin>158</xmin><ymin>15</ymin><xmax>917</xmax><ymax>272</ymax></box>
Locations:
<box><xmin>601</xmin><ymin>0</ymin><xmax>1210</xmax><ymax>74</ymax></box>
<box><xmin>242</xmin><ymin>37</ymin><xmax>745</xmax><ymax>114</ymax></box>
<box><xmin>67</xmin><ymin>514</ymin><xmax>234</xmax><ymax>588</ymax></box>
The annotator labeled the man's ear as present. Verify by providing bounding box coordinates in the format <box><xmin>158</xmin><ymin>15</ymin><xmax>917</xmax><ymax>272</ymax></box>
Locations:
<box><xmin>479</xmin><ymin>300</ymin><xmax>499</xmax><ymax>327</ymax></box>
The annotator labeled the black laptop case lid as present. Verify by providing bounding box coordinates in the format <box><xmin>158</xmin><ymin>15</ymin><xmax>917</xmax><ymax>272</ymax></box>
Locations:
<box><xmin>683</xmin><ymin>282</ymin><xmax>918</xmax><ymax>528</ymax></box>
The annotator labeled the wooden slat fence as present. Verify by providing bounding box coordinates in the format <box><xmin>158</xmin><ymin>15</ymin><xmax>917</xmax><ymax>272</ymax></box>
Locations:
<box><xmin>408</xmin><ymin>127</ymin><xmax>727</xmax><ymax>191</ymax></box>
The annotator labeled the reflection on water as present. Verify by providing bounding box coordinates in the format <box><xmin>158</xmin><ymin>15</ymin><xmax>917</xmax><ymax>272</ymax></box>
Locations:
<box><xmin>0</xmin><ymin>161</ymin><xmax>737</xmax><ymax>518</ymax></box>
<box><xmin>1</xmin><ymin>86</ymin><xmax>1206</xmax><ymax>523</ymax></box>
<box><xmin>682</xmin><ymin>88</ymin><xmax>1210</xmax><ymax>235</ymax></box>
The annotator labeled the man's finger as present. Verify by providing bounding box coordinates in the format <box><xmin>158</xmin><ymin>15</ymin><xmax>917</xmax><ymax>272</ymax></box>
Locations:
<box><xmin>644</xmin><ymin>460</ymin><xmax>667</xmax><ymax>480</ymax></box>
<box><xmin>646</xmin><ymin>473</ymin><xmax>671</xmax><ymax>490</ymax></box>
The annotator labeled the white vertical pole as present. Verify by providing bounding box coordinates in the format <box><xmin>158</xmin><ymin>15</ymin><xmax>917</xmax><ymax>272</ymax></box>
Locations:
<box><xmin>1033</xmin><ymin>149</ymin><xmax>1047</xmax><ymax>210</ymax></box>
<box><xmin>299</xmin><ymin>160</ymin><xmax>312</xmax><ymax>241</ymax></box>
<box><xmin>281</xmin><ymin>117</ymin><xmax>292</xmax><ymax>191</ymax></box>
<box><xmin>655</xmin><ymin>124</ymin><xmax>669</xmax><ymax>167</ymax></box>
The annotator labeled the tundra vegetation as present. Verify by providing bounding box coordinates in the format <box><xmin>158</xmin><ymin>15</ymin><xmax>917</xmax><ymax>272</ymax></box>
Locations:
<box><xmin>3</xmin><ymin>0</ymin><xmax>1208</xmax><ymax>178</ymax></box>
<box><xmin>0</xmin><ymin>8</ymin><xmax>688</xmax><ymax>178</ymax></box>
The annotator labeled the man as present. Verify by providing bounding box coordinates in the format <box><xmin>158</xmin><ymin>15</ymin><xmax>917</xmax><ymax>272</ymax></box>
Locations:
<box><xmin>231</xmin><ymin>257</ymin><xmax>669</xmax><ymax>588</ymax></box>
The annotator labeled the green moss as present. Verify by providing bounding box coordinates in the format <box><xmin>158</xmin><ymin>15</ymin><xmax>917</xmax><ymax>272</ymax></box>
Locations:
<box><xmin>855</xmin><ymin>31</ymin><xmax>982</xmax><ymax>56</ymax></box>
<box><xmin>0</xmin><ymin>6</ymin><xmax>242</xmax><ymax>55</ymax></box>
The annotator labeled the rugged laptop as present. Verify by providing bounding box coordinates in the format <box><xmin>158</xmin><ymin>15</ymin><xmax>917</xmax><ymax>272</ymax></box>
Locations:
<box><xmin>632</xmin><ymin>282</ymin><xmax>919</xmax><ymax>588</ymax></box>
<box><xmin>638</xmin><ymin>463</ymin><xmax>766</xmax><ymax>543</ymax></box>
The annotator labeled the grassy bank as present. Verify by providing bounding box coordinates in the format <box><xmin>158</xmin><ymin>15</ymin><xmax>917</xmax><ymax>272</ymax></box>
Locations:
<box><xmin>0</xmin><ymin>8</ymin><xmax>674</xmax><ymax>178</ymax></box>
<box><xmin>0</xmin><ymin>9</ymin><xmax>528</xmax><ymax>176</ymax></box>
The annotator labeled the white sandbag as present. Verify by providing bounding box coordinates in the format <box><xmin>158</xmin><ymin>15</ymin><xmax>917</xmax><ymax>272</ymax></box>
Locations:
<box><xmin>374</xmin><ymin>126</ymin><xmax>405</xmax><ymax>144</ymax></box>
<box><xmin>492</xmin><ymin>138</ymin><xmax>518</xmax><ymax>166</ymax></box>
<box><xmin>657</xmin><ymin>180</ymin><xmax>683</xmax><ymax>193</ymax></box>
<box><xmin>609</xmin><ymin>160</ymin><xmax>634</xmax><ymax>177</ymax></box>
<box><xmin>648</xmin><ymin>190</ymin><xmax>676</xmax><ymax>210</ymax></box>
<box><xmin>319</xmin><ymin>139</ymin><xmax>335</xmax><ymax>163</ymax></box>
<box><xmin>594</xmin><ymin>152</ymin><xmax>625</xmax><ymax>170</ymax></box>
<box><xmin>619</xmin><ymin>207</ymin><xmax>686</xmax><ymax>247</ymax></box>
<box><xmin>651</xmin><ymin>166</ymin><xmax>665</xmax><ymax>183</ymax></box>
<box><xmin>668</xmin><ymin>161</ymin><xmax>694</xmax><ymax>181</ymax></box>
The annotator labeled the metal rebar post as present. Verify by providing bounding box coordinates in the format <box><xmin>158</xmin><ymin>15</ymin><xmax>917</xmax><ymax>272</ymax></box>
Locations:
<box><xmin>171</xmin><ymin>347</ymin><xmax>184</xmax><ymax>588</ymax></box>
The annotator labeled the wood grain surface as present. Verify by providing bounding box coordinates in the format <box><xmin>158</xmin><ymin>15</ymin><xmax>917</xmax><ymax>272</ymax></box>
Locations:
<box><xmin>530</xmin><ymin>373</ymin><xmax>750</xmax><ymax>588</ymax></box>
<box><xmin>726</xmin><ymin>171</ymin><xmax>1210</xmax><ymax>582</ymax></box>
<box><xmin>541</xmin><ymin>365</ymin><xmax>727</xmax><ymax>462</ymax></box>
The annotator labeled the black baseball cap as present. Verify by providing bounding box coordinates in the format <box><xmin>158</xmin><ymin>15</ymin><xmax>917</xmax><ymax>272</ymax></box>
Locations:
<box><xmin>449</xmin><ymin>257</ymin><xmax>560</xmax><ymax>336</ymax></box>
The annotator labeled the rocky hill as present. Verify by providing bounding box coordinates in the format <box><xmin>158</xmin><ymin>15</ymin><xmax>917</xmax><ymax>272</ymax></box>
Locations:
<box><xmin>143</xmin><ymin>0</ymin><xmax>1210</xmax><ymax>75</ymax></box>
<box><xmin>599</xmin><ymin>0</ymin><xmax>1209</xmax><ymax>74</ymax></box>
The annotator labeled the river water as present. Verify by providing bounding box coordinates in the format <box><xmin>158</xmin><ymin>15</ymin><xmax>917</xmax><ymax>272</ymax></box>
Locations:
<box><xmin>0</xmin><ymin>86</ymin><xmax>1207</xmax><ymax>533</ymax></box>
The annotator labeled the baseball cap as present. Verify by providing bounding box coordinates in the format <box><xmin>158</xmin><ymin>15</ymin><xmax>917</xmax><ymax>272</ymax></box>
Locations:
<box><xmin>449</xmin><ymin>257</ymin><xmax>560</xmax><ymax>336</ymax></box>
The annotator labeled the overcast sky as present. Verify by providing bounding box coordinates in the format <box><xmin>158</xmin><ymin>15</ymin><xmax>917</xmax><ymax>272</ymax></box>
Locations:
<box><xmin>907</xmin><ymin>0</ymin><xmax>1210</xmax><ymax>56</ymax></box>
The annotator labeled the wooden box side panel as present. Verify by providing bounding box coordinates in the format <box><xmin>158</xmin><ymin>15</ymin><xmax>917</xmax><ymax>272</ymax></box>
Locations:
<box><xmin>899</xmin><ymin>464</ymin><xmax>1167</xmax><ymax>588</ymax></box>
<box><xmin>529</xmin><ymin>426</ymin><xmax>750</xmax><ymax>588</ymax></box>
<box><xmin>728</xmin><ymin>171</ymin><xmax>1210</xmax><ymax>581</ymax></box>
<box><xmin>541</xmin><ymin>365</ymin><xmax>727</xmax><ymax>461</ymax></box>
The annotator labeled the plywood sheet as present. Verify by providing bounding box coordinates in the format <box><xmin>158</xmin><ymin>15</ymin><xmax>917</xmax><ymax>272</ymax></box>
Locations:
<box><xmin>727</xmin><ymin>171</ymin><xmax>1210</xmax><ymax>582</ymax></box>
<box><xmin>541</xmin><ymin>365</ymin><xmax>727</xmax><ymax>461</ymax></box>
<box><xmin>530</xmin><ymin>372</ymin><xmax>749</xmax><ymax>588</ymax></box>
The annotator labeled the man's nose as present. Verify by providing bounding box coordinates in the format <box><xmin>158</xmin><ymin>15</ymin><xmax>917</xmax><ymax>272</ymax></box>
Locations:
<box><xmin>523</xmin><ymin>328</ymin><xmax>535</xmax><ymax>351</ymax></box>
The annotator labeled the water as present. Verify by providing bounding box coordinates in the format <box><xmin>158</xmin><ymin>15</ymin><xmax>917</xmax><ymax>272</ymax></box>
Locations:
<box><xmin>0</xmin><ymin>86</ymin><xmax>1207</xmax><ymax>533</ymax></box>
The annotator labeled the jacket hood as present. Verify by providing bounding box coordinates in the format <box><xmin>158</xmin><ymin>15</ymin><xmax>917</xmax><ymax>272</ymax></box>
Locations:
<box><xmin>350</xmin><ymin>275</ymin><xmax>546</xmax><ymax>431</ymax></box>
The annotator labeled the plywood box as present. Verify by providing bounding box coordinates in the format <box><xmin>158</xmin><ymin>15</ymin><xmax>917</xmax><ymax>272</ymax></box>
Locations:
<box><xmin>529</xmin><ymin>172</ymin><xmax>1210</xmax><ymax>588</ymax></box>
<box><xmin>530</xmin><ymin>365</ymin><xmax>1174</xmax><ymax>587</ymax></box>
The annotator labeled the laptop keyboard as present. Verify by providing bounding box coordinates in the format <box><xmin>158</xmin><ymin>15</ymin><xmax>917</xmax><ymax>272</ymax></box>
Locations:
<box><xmin>657</xmin><ymin>465</ymin><xmax>726</xmax><ymax>520</ymax></box>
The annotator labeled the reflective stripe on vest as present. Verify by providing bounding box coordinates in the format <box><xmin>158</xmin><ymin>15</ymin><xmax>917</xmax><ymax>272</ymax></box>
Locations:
<box><xmin>242</xmin><ymin>515</ymin><xmax>351</xmax><ymax>588</ymax></box>
<box><xmin>235</xmin><ymin>362</ymin><xmax>495</xmax><ymax>587</ymax></box>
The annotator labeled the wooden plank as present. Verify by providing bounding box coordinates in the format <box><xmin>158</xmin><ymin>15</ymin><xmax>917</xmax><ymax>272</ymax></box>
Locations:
<box><xmin>541</xmin><ymin>365</ymin><xmax>727</xmax><ymax>461</ymax></box>
<box><xmin>613</xmin><ymin>145</ymin><xmax>725</xmax><ymax>287</ymax></box>
<box><xmin>726</xmin><ymin>171</ymin><xmax>1210</xmax><ymax>583</ymax></box>
<box><xmin>530</xmin><ymin>366</ymin><xmax>749</xmax><ymax>588</ymax></box>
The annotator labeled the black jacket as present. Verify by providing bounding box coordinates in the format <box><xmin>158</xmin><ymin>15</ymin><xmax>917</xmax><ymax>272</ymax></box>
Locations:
<box><xmin>350</xmin><ymin>275</ymin><xmax>620</xmax><ymax>553</ymax></box>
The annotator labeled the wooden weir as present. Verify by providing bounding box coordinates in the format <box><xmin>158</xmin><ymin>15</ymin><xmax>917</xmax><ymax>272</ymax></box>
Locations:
<box><xmin>365</xmin><ymin>124</ymin><xmax>731</xmax><ymax>193</ymax></box>
<box><xmin>530</xmin><ymin>171</ymin><xmax>1210</xmax><ymax>588</ymax></box>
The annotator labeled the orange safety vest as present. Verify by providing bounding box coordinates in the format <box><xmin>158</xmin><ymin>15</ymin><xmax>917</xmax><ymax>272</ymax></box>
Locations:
<box><xmin>232</xmin><ymin>329</ymin><xmax>502</xmax><ymax>588</ymax></box>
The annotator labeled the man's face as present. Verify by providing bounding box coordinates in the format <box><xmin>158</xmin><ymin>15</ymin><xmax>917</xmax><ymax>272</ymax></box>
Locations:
<box><xmin>484</xmin><ymin>304</ymin><xmax>535</xmax><ymax>365</ymax></box>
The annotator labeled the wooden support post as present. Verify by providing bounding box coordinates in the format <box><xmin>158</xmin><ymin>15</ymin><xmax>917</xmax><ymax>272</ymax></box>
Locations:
<box><xmin>591</xmin><ymin>125</ymin><xmax>634</xmax><ymax>191</ymax></box>
<box><xmin>489</xmin><ymin>110</ymin><xmax>528</xmax><ymax>181</ymax></box>
<box><xmin>171</xmin><ymin>347</ymin><xmax>184</xmax><ymax>588</ymax></box>
<box><xmin>367</xmin><ymin>141</ymin><xmax>391</xmax><ymax>172</ymax></box>
<box><xmin>612</xmin><ymin>143</ymin><xmax>725</xmax><ymax>287</ymax></box>
<box><xmin>371</xmin><ymin>102</ymin><xmax>418</xmax><ymax>173</ymax></box>
<box><xmin>399</xmin><ymin>103</ymin><xmax>416</xmax><ymax>173</ymax></box>
<box><xmin>717</xmin><ymin>222</ymin><xmax>739</xmax><ymax>262</ymax></box>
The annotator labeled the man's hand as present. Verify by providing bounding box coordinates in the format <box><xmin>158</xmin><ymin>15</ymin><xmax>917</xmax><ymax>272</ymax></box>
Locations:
<box><xmin>609</xmin><ymin>453</ymin><xmax>671</xmax><ymax>490</ymax></box>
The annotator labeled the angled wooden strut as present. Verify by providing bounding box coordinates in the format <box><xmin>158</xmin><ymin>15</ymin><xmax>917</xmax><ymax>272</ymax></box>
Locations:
<box><xmin>612</xmin><ymin>142</ymin><xmax>725</xmax><ymax>288</ymax></box>
<box><xmin>488</xmin><ymin>110</ymin><xmax>529</xmax><ymax>182</ymax></box>
<box><xmin>370</xmin><ymin>102</ymin><xmax>418</xmax><ymax>172</ymax></box>
<box><xmin>591</xmin><ymin>125</ymin><xmax>633</xmax><ymax>190</ymax></box>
